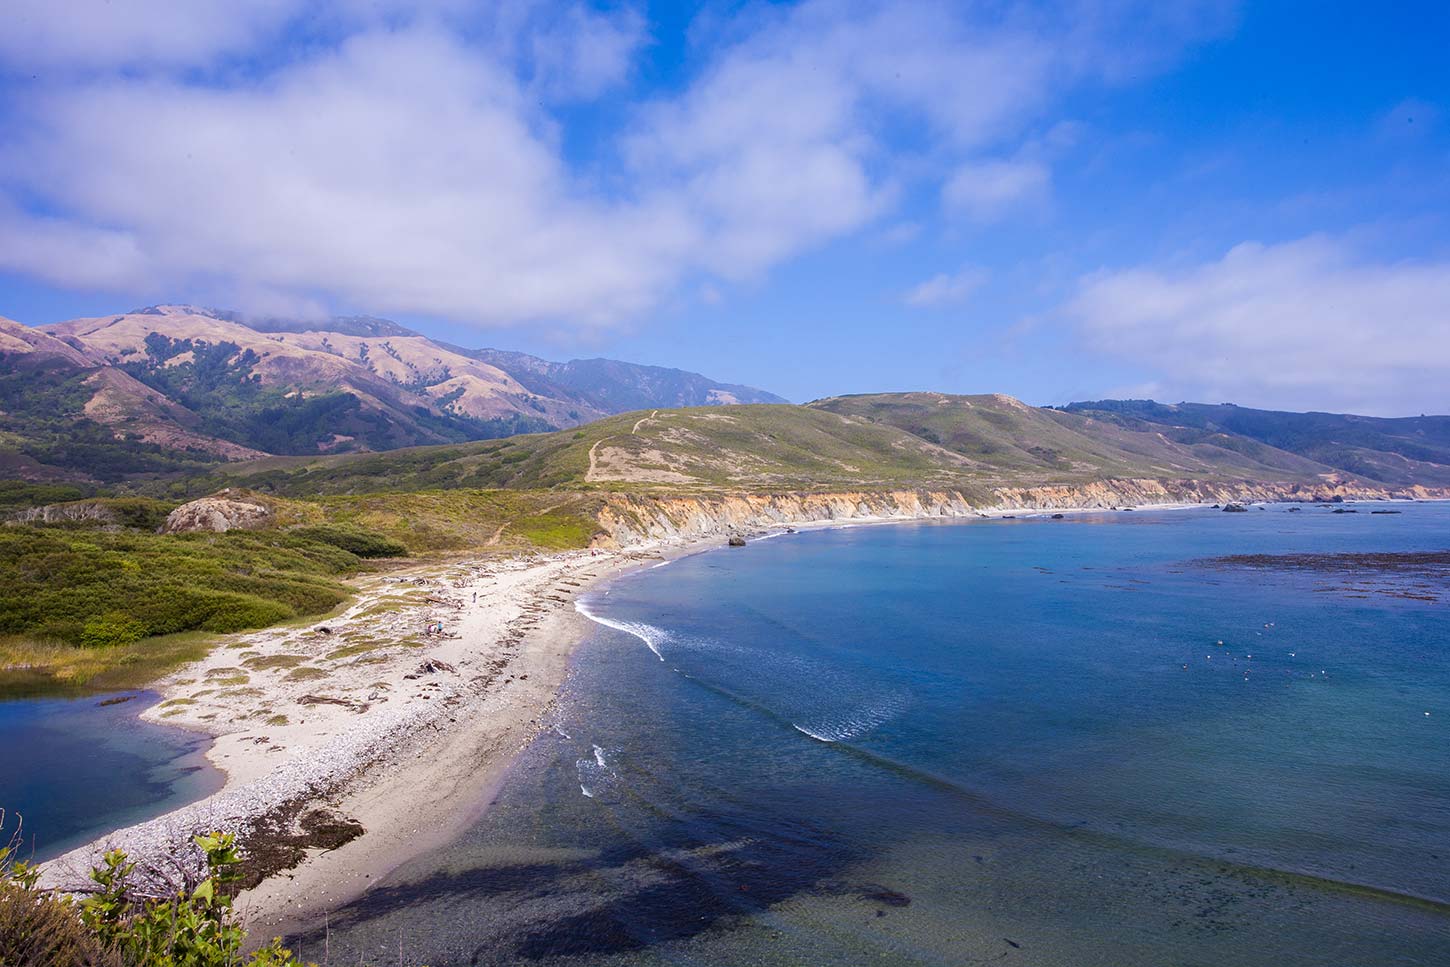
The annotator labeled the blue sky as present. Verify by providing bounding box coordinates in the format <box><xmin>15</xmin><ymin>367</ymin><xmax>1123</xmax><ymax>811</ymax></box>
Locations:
<box><xmin>1</xmin><ymin>1</ymin><xmax>1447</xmax><ymax>414</ymax></box>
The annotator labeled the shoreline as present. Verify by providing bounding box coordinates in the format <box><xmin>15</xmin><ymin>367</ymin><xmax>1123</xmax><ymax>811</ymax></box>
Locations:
<box><xmin>36</xmin><ymin>531</ymin><xmax>729</xmax><ymax>935</ymax></box>
<box><xmin>37</xmin><ymin>493</ymin><xmax>1430</xmax><ymax>933</ymax></box>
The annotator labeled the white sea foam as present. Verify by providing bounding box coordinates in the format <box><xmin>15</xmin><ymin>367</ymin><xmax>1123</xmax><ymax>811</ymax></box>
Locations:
<box><xmin>576</xmin><ymin>742</ymin><xmax>618</xmax><ymax>800</ymax></box>
<box><xmin>793</xmin><ymin>723</ymin><xmax>836</xmax><ymax>742</ymax></box>
<box><xmin>575</xmin><ymin>598</ymin><xmax>670</xmax><ymax>660</ymax></box>
<box><xmin>792</xmin><ymin>690</ymin><xmax>910</xmax><ymax>743</ymax></box>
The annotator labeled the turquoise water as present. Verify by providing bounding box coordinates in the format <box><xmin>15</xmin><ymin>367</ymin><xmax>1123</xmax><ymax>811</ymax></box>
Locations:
<box><xmin>0</xmin><ymin>692</ymin><xmax>221</xmax><ymax>861</ymax></box>
<box><xmin>306</xmin><ymin>504</ymin><xmax>1449</xmax><ymax>965</ymax></box>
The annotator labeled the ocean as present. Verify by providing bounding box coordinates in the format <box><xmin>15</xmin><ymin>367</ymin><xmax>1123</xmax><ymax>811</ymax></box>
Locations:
<box><xmin>136</xmin><ymin>505</ymin><xmax>1450</xmax><ymax>962</ymax></box>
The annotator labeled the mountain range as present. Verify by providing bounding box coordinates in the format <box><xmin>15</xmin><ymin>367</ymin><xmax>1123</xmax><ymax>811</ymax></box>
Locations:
<box><xmin>3</xmin><ymin>305</ymin><xmax>1448</xmax><ymax>499</ymax></box>
<box><xmin>0</xmin><ymin>305</ymin><xmax>784</xmax><ymax>482</ymax></box>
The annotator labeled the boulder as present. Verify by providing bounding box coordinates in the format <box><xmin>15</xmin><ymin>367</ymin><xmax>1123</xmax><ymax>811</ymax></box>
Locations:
<box><xmin>1222</xmin><ymin>503</ymin><xmax>1249</xmax><ymax>513</ymax></box>
<box><xmin>161</xmin><ymin>489</ymin><xmax>273</xmax><ymax>533</ymax></box>
<box><xmin>727</xmin><ymin>535</ymin><xmax>747</xmax><ymax>546</ymax></box>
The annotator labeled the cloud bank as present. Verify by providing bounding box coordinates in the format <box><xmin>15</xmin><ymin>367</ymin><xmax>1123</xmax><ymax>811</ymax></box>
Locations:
<box><xmin>1067</xmin><ymin>236</ymin><xmax>1450</xmax><ymax>415</ymax></box>
<box><xmin>0</xmin><ymin>0</ymin><xmax>1231</xmax><ymax>329</ymax></box>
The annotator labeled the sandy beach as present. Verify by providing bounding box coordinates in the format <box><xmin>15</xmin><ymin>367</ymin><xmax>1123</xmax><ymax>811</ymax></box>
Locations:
<box><xmin>37</xmin><ymin>540</ymin><xmax>688</xmax><ymax>931</ymax></box>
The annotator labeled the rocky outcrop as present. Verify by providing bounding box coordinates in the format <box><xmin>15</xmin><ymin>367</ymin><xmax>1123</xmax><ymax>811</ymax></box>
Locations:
<box><xmin>161</xmin><ymin>490</ymin><xmax>274</xmax><ymax>533</ymax></box>
<box><xmin>592</xmin><ymin>478</ymin><xmax>1447</xmax><ymax>547</ymax></box>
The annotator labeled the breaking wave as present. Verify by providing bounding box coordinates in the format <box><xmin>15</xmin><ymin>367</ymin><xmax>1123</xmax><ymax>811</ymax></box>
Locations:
<box><xmin>576</xmin><ymin>597</ymin><xmax>671</xmax><ymax>660</ymax></box>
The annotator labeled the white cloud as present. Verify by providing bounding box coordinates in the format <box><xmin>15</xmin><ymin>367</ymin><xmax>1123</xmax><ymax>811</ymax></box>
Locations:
<box><xmin>0</xmin><ymin>0</ymin><xmax>297</xmax><ymax>70</ymax></box>
<box><xmin>1066</xmin><ymin>236</ymin><xmax>1450</xmax><ymax>415</ymax></box>
<box><xmin>2</xmin><ymin>27</ymin><xmax>692</xmax><ymax>327</ymax></box>
<box><xmin>0</xmin><ymin>0</ymin><xmax>1233</xmax><ymax>329</ymax></box>
<box><xmin>904</xmin><ymin>266</ymin><xmax>988</xmax><ymax>308</ymax></box>
<box><xmin>943</xmin><ymin>158</ymin><xmax>1051</xmax><ymax>222</ymax></box>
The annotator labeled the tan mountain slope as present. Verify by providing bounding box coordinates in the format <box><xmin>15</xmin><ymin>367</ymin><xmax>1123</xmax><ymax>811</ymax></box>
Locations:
<box><xmin>0</xmin><ymin>315</ymin><xmax>261</xmax><ymax>462</ymax></box>
<box><xmin>81</xmin><ymin>367</ymin><xmax>265</xmax><ymax>460</ymax></box>
<box><xmin>0</xmin><ymin>315</ymin><xmax>93</xmax><ymax>364</ymax></box>
<box><xmin>45</xmin><ymin>305</ymin><xmax>586</xmax><ymax>427</ymax></box>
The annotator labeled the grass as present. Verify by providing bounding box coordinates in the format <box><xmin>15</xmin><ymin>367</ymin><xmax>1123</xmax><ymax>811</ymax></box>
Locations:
<box><xmin>325</xmin><ymin>641</ymin><xmax>383</xmax><ymax>661</ymax></box>
<box><xmin>304</xmin><ymin>490</ymin><xmax>602</xmax><ymax>553</ymax></box>
<box><xmin>242</xmin><ymin>654</ymin><xmax>306</xmax><ymax>671</ymax></box>
<box><xmin>0</xmin><ymin>630</ymin><xmax>213</xmax><ymax>698</ymax></box>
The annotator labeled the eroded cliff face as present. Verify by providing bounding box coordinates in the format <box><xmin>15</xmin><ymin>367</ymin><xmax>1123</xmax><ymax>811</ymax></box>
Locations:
<box><xmin>592</xmin><ymin>479</ymin><xmax>1445</xmax><ymax>547</ymax></box>
<box><xmin>594</xmin><ymin>490</ymin><xmax>977</xmax><ymax>547</ymax></box>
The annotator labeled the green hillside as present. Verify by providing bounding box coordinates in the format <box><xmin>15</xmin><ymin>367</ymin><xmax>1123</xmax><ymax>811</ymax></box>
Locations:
<box><xmin>190</xmin><ymin>404</ymin><xmax>986</xmax><ymax>496</ymax></box>
<box><xmin>186</xmin><ymin>394</ymin><xmax>1356</xmax><ymax>499</ymax></box>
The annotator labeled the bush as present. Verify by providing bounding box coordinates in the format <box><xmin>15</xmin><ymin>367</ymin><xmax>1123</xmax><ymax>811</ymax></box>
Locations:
<box><xmin>1</xmin><ymin>824</ymin><xmax>314</xmax><ymax>967</ymax></box>
<box><xmin>0</xmin><ymin>881</ymin><xmax>118</xmax><ymax>966</ymax></box>
<box><xmin>196</xmin><ymin>596</ymin><xmax>295</xmax><ymax>634</ymax></box>
<box><xmin>0</xmin><ymin>528</ymin><xmax>360</xmax><ymax>648</ymax></box>
<box><xmin>79</xmin><ymin>613</ymin><xmax>148</xmax><ymax>649</ymax></box>
<box><xmin>288</xmin><ymin>525</ymin><xmax>408</xmax><ymax>559</ymax></box>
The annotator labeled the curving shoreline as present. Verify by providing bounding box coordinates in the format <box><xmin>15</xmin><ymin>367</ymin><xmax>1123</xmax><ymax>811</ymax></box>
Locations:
<box><xmin>37</xmin><ymin>491</ymin><xmax>1443</xmax><ymax>937</ymax></box>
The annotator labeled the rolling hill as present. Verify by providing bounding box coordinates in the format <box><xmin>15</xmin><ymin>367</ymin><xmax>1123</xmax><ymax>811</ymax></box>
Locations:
<box><xmin>182</xmin><ymin>393</ymin><xmax>1445</xmax><ymax>502</ymax></box>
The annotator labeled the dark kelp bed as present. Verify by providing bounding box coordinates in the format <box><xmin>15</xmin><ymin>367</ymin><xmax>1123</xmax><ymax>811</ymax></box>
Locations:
<box><xmin>1199</xmin><ymin>549</ymin><xmax>1450</xmax><ymax>602</ymax></box>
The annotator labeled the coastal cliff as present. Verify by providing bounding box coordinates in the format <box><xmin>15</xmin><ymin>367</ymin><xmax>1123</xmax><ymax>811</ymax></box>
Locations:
<box><xmin>592</xmin><ymin>478</ymin><xmax>1445</xmax><ymax>547</ymax></box>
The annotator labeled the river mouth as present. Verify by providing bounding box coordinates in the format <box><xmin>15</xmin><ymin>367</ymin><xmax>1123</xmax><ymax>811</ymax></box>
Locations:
<box><xmin>0</xmin><ymin>690</ymin><xmax>222</xmax><ymax>861</ymax></box>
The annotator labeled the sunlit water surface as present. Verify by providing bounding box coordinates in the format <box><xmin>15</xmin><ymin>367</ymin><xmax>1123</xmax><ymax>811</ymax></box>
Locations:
<box><xmin>306</xmin><ymin>504</ymin><xmax>1449</xmax><ymax>966</ymax></box>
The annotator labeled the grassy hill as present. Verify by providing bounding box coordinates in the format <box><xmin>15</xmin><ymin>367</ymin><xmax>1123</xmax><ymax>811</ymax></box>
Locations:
<box><xmin>178</xmin><ymin>404</ymin><xmax>981</xmax><ymax>496</ymax></box>
<box><xmin>180</xmin><ymin>394</ymin><xmax>1372</xmax><ymax>499</ymax></box>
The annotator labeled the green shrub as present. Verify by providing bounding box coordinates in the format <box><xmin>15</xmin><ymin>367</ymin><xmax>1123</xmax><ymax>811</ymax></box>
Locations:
<box><xmin>288</xmin><ymin>525</ymin><xmax>407</xmax><ymax>559</ymax></box>
<box><xmin>73</xmin><ymin>833</ymin><xmax>313</xmax><ymax>967</ymax></box>
<box><xmin>197</xmin><ymin>596</ymin><xmax>295</xmax><ymax>634</ymax></box>
<box><xmin>0</xmin><ymin>527</ymin><xmax>358</xmax><ymax>649</ymax></box>
<box><xmin>80</xmin><ymin>613</ymin><xmax>148</xmax><ymax>649</ymax></box>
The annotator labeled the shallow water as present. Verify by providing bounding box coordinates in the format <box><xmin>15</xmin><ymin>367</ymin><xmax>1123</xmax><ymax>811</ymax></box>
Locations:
<box><xmin>304</xmin><ymin>504</ymin><xmax>1450</xmax><ymax>966</ymax></box>
<box><xmin>0</xmin><ymin>692</ymin><xmax>221</xmax><ymax>861</ymax></box>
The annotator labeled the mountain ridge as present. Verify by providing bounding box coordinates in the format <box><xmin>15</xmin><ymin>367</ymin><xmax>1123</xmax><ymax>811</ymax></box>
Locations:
<box><xmin>0</xmin><ymin>305</ymin><xmax>784</xmax><ymax>479</ymax></box>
